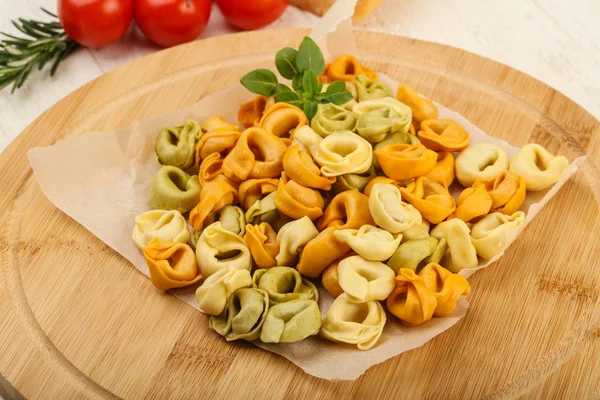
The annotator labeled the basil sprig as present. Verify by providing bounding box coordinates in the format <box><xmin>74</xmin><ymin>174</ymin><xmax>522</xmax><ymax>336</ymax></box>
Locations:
<box><xmin>240</xmin><ymin>37</ymin><xmax>353</xmax><ymax>121</ymax></box>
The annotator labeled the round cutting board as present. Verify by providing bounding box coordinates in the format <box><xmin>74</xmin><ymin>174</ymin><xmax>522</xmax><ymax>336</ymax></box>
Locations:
<box><xmin>1</xmin><ymin>29</ymin><xmax>599</xmax><ymax>399</ymax></box>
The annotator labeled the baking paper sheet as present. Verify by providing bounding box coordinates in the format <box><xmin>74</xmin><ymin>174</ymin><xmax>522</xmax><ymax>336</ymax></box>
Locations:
<box><xmin>27</xmin><ymin>0</ymin><xmax>586</xmax><ymax>380</ymax></box>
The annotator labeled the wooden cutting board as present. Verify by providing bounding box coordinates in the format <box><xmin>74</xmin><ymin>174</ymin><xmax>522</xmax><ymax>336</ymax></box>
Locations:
<box><xmin>0</xmin><ymin>29</ymin><xmax>599</xmax><ymax>400</ymax></box>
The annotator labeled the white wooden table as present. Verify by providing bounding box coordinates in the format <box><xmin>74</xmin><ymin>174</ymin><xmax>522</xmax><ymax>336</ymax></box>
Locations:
<box><xmin>1</xmin><ymin>0</ymin><xmax>599</xmax><ymax>153</ymax></box>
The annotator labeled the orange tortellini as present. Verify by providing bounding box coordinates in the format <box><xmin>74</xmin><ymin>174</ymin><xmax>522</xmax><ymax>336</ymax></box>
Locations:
<box><xmin>400</xmin><ymin>177</ymin><xmax>456</xmax><ymax>224</ymax></box>
<box><xmin>418</xmin><ymin>119</ymin><xmax>470</xmax><ymax>152</ymax></box>
<box><xmin>418</xmin><ymin>263</ymin><xmax>470</xmax><ymax>317</ymax></box>
<box><xmin>374</xmin><ymin>143</ymin><xmax>437</xmax><ymax>181</ymax></box>
<box><xmin>143</xmin><ymin>238</ymin><xmax>202</xmax><ymax>290</ymax></box>
<box><xmin>321</xmin><ymin>55</ymin><xmax>378</xmax><ymax>83</ymax></box>
<box><xmin>259</xmin><ymin>102</ymin><xmax>308</xmax><ymax>139</ymax></box>
<box><xmin>283</xmin><ymin>144</ymin><xmax>336</xmax><ymax>190</ymax></box>
<box><xmin>189</xmin><ymin>180</ymin><xmax>238</xmax><ymax>230</ymax></box>
<box><xmin>238</xmin><ymin>95</ymin><xmax>269</xmax><ymax>128</ymax></box>
<box><xmin>425</xmin><ymin>151</ymin><xmax>455</xmax><ymax>187</ymax></box>
<box><xmin>475</xmin><ymin>171</ymin><xmax>526</xmax><ymax>215</ymax></box>
<box><xmin>244</xmin><ymin>222</ymin><xmax>279</xmax><ymax>269</ymax></box>
<box><xmin>222</xmin><ymin>127</ymin><xmax>287</xmax><ymax>182</ymax></box>
<box><xmin>194</xmin><ymin>126</ymin><xmax>241</xmax><ymax>165</ymax></box>
<box><xmin>238</xmin><ymin>178</ymin><xmax>279</xmax><ymax>210</ymax></box>
<box><xmin>396</xmin><ymin>84</ymin><xmax>439</xmax><ymax>125</ymax></box>
<box><xmin>387</xmin><ymin>268</ymin><xmax>437</xmax><ymax>326</ymax></box>
<box><xmin>450</xmin><ymin>182</ymin><xmax>493</xmax><ymax>222</ymax></box>
<box><xmin>274</xmin><ymin>172</ymin><xmax>325</xmax><ymax>220</ymax></box>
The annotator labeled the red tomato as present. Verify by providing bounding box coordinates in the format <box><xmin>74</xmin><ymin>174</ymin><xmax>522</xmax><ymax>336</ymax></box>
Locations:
<box><xmin>216</xmin><ymin>0</ymin><xmax>289</xmax><ymax>31</ymax></box>
<box><xmin>134</xmin><ymin>0</ymin><xmax>212</xmax><ymax>48</ymax></box>
<box><xmin>59</xmin><ymin>0</ymin><xmax>133</xmax><ymax>48</ymax></box>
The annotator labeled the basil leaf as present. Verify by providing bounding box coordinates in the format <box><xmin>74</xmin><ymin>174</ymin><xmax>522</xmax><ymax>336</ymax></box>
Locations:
<box><xmin>296</xmin><ymin>37</ymin><xmax>325</xmax><ymax>75</ymax></box>
<box><xmin>304</xmin><ymin>100</ymin><xmax>318</xmax><ymax>121</ymax></box>
<box><xmin>324</xmin><ymin>91</ymin><xmax>353</xmax><ymax>105</ymax></box>
<box><xmin>287</xmin><ymin>99</ymin><xmax>305</xmax><ymax>108</ymax></box>
<box><xmin>240</xmin><ymin>69</ymin><xmax>278</xmax><ymax>96</ymax></box>
<box><xmin>292</xmin><ymin>74</ymin><xmax>303</xmax><ymax>92</ymax></box>
<box><xmin>275</xmin><ymin>83</ymin><xmax>292</xmax><ymax>93</ymax></box>
<box><xmin>314</xmin><ymin>93</ymin><xmax>326</xmax><ymax>101</ymax></box>
<box><xmin>275</xmin><ymin>90</ymin><xmax>301</xmax><ymax>103</ymax></box>
<box><xmin>302</xmin><ymin>70</ymin><xmax>321</xmax><ymax>95</ymax></box>
<box><xmin>275</xmin><ymin>47</ymin><xmax>298</xmax><ymax>79</ymax></box>
<box><xmin>326</xmin><ymin>81</ymin><xmax>346</xmax><ymax>95</ymax></box>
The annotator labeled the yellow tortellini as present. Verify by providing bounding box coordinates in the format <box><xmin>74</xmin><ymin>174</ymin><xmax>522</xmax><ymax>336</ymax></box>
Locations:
<box><xmin>455</xmin><ymin>142</ymin><xmax>510</xmax><ymax>187</ymax></box>
<box><xmin>353</xmin><ymin>74</ymin><xmax>393</xmax><ymax>101</ymax></box>
<box><xmin>155</xmin><ymin>119</ymin><xmax>201</xmax><ymax>169</ymax></box>
<box><xmin>149</xmin><ymin>166</ymin><xmax>201</xmax><ymax>213</ymax></box>
<box><xmin>132</xmin><ymin>210</ymin><xmax>190</xmax><ymax>250</ymax></box>
<box><xmin>195</xmin><ymin>266</ymin><xmax>252</xmax><ymax>316</ymax></box>
<box><xmin>315</xmin><ymin>131</ymin><xmax>373</xmax><ymax>177</ymax></box>
<box><xmin>292</xmin><ymin>125</ymin><xmax>323</xmax><ymax>158</ymax></box>
<box><xmin>387</xmin><ymin>237</ymin><xmax>447</xmax><ymax>274</ymax></box>
<box><xmin>337</xmin><ymin>255</ymin><xmax>396</xmax><ymax>302</ymax></box>
<box><xmin>195</xmin><ymin>221</ymin><xmax>252</xmax><ymax>277</ymax></box>
<box><xmin>430</xmin><ymin>219</ymin><xmax>478</xmax><ymax>273</ymax></box>
<box><xmin>470</xmin><ymin>211</ymin><xmax>525</xmax><ymax>260</ymax></box>
<box><xmin>209</xmin><ymin>288</ymin><xmax>269</xmax><ymax>341</ymax></box>
<box><xmin>311</xmin><ymin>103</ymin><xmax>357</xmax><ymax>138</ymax></box>
<box><xmin>275</xmin><ymin>216</ymin><xmax>319</xmax><ymax>266</ymax></box>
<box><xmin>260</xmin><ymin>300</ymin><xmax>322</xmax><ymax>343</ymax></box>
<box><xmin>509</xmin><ymin>143</ymin><xmax>569</xmax><ymax>191</ymax></box>
<box><xmin>334</xmin><ymin>225</ymin><xmax>402</xmax><ymax>261</ymax></box>
<box><xmin>320</xmin><ymin>293</ymin><xmax>386</xmax><ymax>350</ymax></box>
<box><xmin>368</xmin><ymin>183</ymin><xmax>422</xmax><ymax>234</ymax></box>
<box><xmin>252</xmin><ymin>266</ymin><xmax>318</xmax><ymax>305</ymax></box>
<box><xmin>401</xmin><ymin>219</ymin><xmax>430</xmax><ymax>241</ymax></box>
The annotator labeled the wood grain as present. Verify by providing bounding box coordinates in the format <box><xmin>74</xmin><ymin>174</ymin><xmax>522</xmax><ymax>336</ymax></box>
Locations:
<box><xmin>0</xmin><ymin>29</ymin><xmax>599</xmax><ymax>399</ymax></box>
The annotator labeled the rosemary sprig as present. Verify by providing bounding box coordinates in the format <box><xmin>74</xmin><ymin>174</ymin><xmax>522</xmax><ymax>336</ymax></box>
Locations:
<box><xmin>0</xmin><ymin>8</ymin><xmax>80</xmax><ymax>93</ymax></box>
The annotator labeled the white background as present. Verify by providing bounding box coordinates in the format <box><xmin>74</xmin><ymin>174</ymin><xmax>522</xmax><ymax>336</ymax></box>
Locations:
<box><xmin>0</xmin><ymin>0</ymin><xmax>598</xmax><ymax>152</ymax></box>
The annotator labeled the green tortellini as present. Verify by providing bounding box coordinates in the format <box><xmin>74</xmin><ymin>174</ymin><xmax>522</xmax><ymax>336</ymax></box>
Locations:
<box><xmin>209</xmin><ymin>288</ymin><xmax>269</xmax><ymax>341</ymax></box>
<box><xmin>354</xmin><ymin>74</ymin><xmax>393</xmax><ymax>101</ymax></box>
<box><xmin>311</xmin><ymin>103</ymin><xmax>357</xmax><ymax>138</ymax></box>
<box><xmin>219</xmin><ymin>206</ymin><xmax>246</xmax><ymax>236</ymax></box>
<box><xmin>387</xmin><ymin>237</ymin><xmax>447</xmax><ymax>273</ymax></box>
<box><xmin>155</xmin><ymin>119</ymin><xmax>201</xmax><ymax>169</ymax></box>
<box><xmin>330</xmin><ymin>164</ymin><xmax>377</xmax><ymax>195</ymax></box>
<box><xmin>252</xmin><ymin>266</ymin><xmax>318</xmax><ymax>305</ymax></box>
<box><xmin>260</xmin><ymin>300</ymin><xmax>322</xmax><ymax>343</ymax></box>
<box><xmin>149</xmin><ymin>166</ymin><xmax>201</xmax><ymax>213</ymax></box>
<box><xmin>245</xmin><ymin>192</ymin><xmax>291</xmax><ymax>230</ymax></box>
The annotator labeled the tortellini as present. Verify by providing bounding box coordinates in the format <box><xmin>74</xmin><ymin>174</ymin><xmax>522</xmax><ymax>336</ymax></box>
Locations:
<box><xmin>194</xmin><ymin>128</ymin><xmax>241</xmax><ymax>164</ymax></box>
<box><xmin>430</xmin><ymin>219</ymin><xmax>478</xmax><ymax>272</ymax></box>
<box><xmin>337</xmin><ymin>256</ymin><xmax>396</xmax><ymax>302</ymax></box>
<box><xmin>396</xmin><ymin>84</ymin><xmax>439</xmax><ymax>125</ymax></box>
<box><xmin>218</xmin><ymin>206</ymin><xmax>246</xmax><ymax>236</ymax></box>
<box><xmin>252</xmin><ymin>266</ymin><xmax>318</xmax><ymax>305</ymax></box>
<box><xmin>322</xmin><ymin>55</ymin><xmax>377</xmax><ymax>82</ymax></box>
<box><xmin>330</xmin><ymin>165</ymin><xmax>376</xmax><ymax>196</ymax></box>
<box><xmin>195</xmin><ymin>221</ymin><xmax>252</xmax><ymax>277</ymax></box>
<box><xmin>155</xmin><ymin>119</ymin><xmax>201</xmax><ymax>169</ymax></box>
<box><xmin>209</xmin><ymin>288</ymin><xmax>269</xmax><ymax>341</ymax></box>
<box><xmin>451</xmin><ymin>182</ymin><xmax>492</xmax><ymax>222</ymax></box>
<box><xmin>455</xmin><ymin>142</ymin><xmax>509</xmax><ymax>187</ymax></box>
<box><xmin>195</xmin><ymin>267</ymin><xmax>252</xmax><ymax>315</ymax></box>
<box><xmin>400</xmin><ymin>177</ymin><xmax>456</xmax><ymax>224</ymax></box>
<box><xmin>260</xmin><ymin>300</ymin><xmax>322</xmax><ymax>343</ymax></box>
<box><xmin>274</xmin><ymin>172</ymin><xmax>325</xmax><ymax>220</ymax></box>
<box><xmin>315</xmin><ymin>131</ymin><xmax>373</xmax><ymax>177</ymax></box>
<box><xmin>259</xmin><ymin>102</ymin><xmax>308</xmax><ymax>139</ymax></box>
<box><xmin>387</xmin><ymin>268</ymin><xmax>437</xmax><ymax>326</ymax></box>
<box><xmin>292</xmin><ymin>125</ymin><xmax>323</xmax><ymax>158</ymax></box>
<box><xmin>368</xmin><ymin>183</ymin><xmax>422</xmax><ymax>234</ymax></box>
<box><xmin>283</xmin><ymin>144</ymin><xmax>336</xmax><ymax>190</ymax></box>
<box><xmin>133</xmin><ymin>210</ymin><xmax>189</xmax><ymax>249</ymax></box>
<box><xmin>143</xmin><ymin>238</ymin><xmax>202</xmax><ymax>290</ymax></box>
<box><xmin>275</xmin><ymin>216</ymin><xmax>319</xmax><ymax>266</ymax></box>
<box><xmin>476</xmin><ymin>171</ymin><xmax>526</xmax><ymax>215</ymax></box>
<box><xmin>320</xmin><ymin>293</ymin><xmax>386</xmax><ymax>350</ymax></box>
<box><xmin>297</xmin><ymin>227</ymin><xmax>351</xmax><ymax>278</ymax></box>
<box><xmin>238</xmin><ymin>95</ymin><xmax>269</xmax><ymax>128</ymax></box>
<box><xmin>374</xmin><ymin>143</ymin><xmax>437</xmax><ymax>181</ymax></box>
<box><xmin>149</xmin><ymin>166</ymin><xmax>201</xmax><ymax>213</ymax></box>
<box><xmin>401</xmin><ymin>219</ymin><xmax>430</xmax><ymax>241</ymax></box>
<box><xmin>509</xmin><ymin>143</ymin><xmax>569</xmax><ymax>191</ymax></box>
<box><xmin>244</xmin><ymin>223</ymin><xmax>279</xmax><ymax>268</ymax></box>
<box><xmin>316</xmin><ymin>190</ymin><xmax>375</xmax><ymax>231</ymax></box>
<box><xmin>198</xmin><ymin>152</ymin><xmax>229</xmax><ymax>186</ymax></box>
<box><xmin>245</xmin><ymin>192</ymin><xmax>277</xmax><ymax>224</ymax></box>
<box><xmin>418</xmin><ymin>263</ymin><xmax>470</xmax><ymax>317</ymax></box>
<box><xmin>425</xmin><ymin>151</ymin><xmax>455</xmax><ymax>188</ymax></box>
<box><xmin>470</xmin><ymin>211</ymin><xmax>525</xmax><ymax>260</ymax></box>
<box><xmin>311</xmin><ymin>103</ymin><xmax>357</xmax><ymax>138</ymax></box>
<box><xmin>238</xmin><ymin>178</ymin><xmax>279</xmax><ymax>211</ymax></box>
<box><xmin>417</xmin><ymin>119</ymin><xmax>470</xmax><ymax>152</ymax></box>
<box><xmin>223</xmin><ymin>127</ymin><xmax>287</xmax><ymax>182</ymax></box>
<box><xmin>321</xmin><ymin>253</ymin><xmax>353</xmax><ymax>298</ymax></box>
<box><xmin>189</xmin><ymin>180</ymin><xmax>238</xmax><ymax>230</ymax></box>
<box><xmin>201</xmin><ymin>115</ymin><xmax>240</xmax><ymax>132</ymax></box>
<box><xmin>387</xmin><ymin>237</ymin><xmax>446</xmax><ymax>274</ymax></box>
<box><xmin>334</xmin><ymin>225</ymin><xmax>401</xmax><ymax>261</ymax></box>
<box><xmin>363</xmin><ymin>176</ymin><xmax>403</xmax><ymax>197</ymax></box>
<box><xmin>353</xmin><ymin>74</ymin><xmax>393</xmax><ymax>101</ymax></box>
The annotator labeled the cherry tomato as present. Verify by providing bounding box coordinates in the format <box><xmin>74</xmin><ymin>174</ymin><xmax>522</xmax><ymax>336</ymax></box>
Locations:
<box><xmin>134</xmin><ymin>0</ymin><xmax>212</xmax><ymax>48</ymax></box>
<box><xmin>58</xmin><ymin>0</ymin><xmax>133</xmax><ymax>48</ymax></box>
<box><xmin>216</xmin><ymin>0</ymin><xmax>289</xmax><ymax>31</ymax></box>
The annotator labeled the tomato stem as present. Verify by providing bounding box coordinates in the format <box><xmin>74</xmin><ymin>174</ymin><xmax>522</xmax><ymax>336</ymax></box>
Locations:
<box><xmin>186</xmin><ymin>0</ymin><xmax>191</xmax><ymax>8</ymax></box>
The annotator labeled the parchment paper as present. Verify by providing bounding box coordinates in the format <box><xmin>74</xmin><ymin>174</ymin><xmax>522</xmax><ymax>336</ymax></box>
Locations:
<box><xmin>27</xmin><ymin>0</ymin><xmax>586</xmax><ymax>380</ymax></box>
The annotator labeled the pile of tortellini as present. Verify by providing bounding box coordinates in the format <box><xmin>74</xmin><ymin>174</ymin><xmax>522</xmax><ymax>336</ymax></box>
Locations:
<box><xmin>132</xmin><ymin>55</ymin><xmax>570</xmax><ymax>350</ymax></box>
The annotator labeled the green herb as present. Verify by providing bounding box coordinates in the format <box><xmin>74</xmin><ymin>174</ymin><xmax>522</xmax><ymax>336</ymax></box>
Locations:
<box><xmin>0</xmin><ymin>8</ymin><xmax>80</xmax><ymax>93</ymax></box>
<box><xmin>239</xmin><ymin>36</ymin><xmax>353</xmax><ymax>120</ymax></box>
